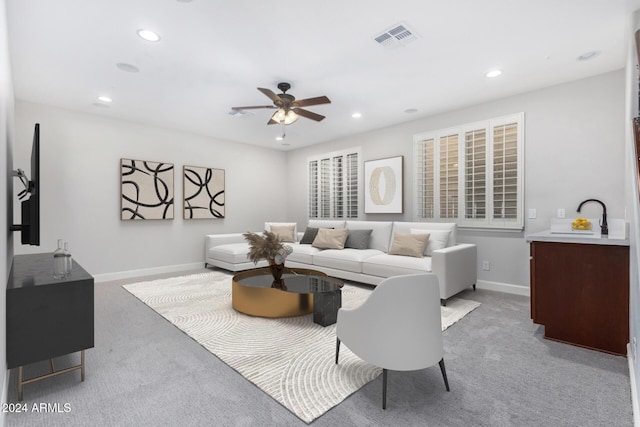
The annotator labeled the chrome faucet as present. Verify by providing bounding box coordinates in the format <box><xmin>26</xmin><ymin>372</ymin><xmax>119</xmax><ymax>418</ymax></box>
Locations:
<box><xmin>576</xmin><ymin>199</ymin><xmax>608</xmax><ymax>235</ymax></box>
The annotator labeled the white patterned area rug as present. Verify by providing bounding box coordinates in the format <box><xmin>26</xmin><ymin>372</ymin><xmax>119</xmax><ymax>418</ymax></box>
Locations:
<box><xmin>123</xmin><ymin>271</ymin><xmax>480</xmax><ymax>424</ymax></box>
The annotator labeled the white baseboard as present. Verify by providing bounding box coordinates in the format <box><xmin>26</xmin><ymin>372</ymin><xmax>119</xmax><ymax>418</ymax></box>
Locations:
<box><xmin>630</xmin><ymin>343</ymin><xmax>640</xmax><ymax>427</ymax></box>
<box><xmin>93</xmin><ymin>262</ymin><xmax>204</xmax><ymax>283</ymax></box>
<box><xmin>476</xmin><ymin>280</ymin><xmax>530</xmax><ymax>297</ymax></box>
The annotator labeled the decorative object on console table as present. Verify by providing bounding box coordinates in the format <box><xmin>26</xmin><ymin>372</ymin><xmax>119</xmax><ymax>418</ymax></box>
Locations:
<box><xmin>183</xmin><ymin>165</ymin><xmax>225</xmax><ymax>219</ymax></box>
<box><xmin>120</xmin><ymin>158</ymin><xmax>174</xmax><ymax>220</ymax></box>
<box><xmin>53</xmin><ymin>239</ymin><xmax>66</xmax><ymax>279</ymax></box>
<box><xmin>243</xmin><ymin>231</ymin><xmax>293</xmax><ymax>282</ymax></box>
<box><xmin>7</xmin><ymin>253</ymin><xmax>94</xmax><ymax>400</ymax></box>
<box><xmin>364</xmin><ymin>156</ymin><xmax>403</xmax><ymax>213</ymax></box>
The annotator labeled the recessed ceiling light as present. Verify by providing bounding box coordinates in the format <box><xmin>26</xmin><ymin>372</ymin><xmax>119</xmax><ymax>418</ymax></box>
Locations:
<box><xmin>351</xmin><ymin>112</ymin><xmax>362</xmax><ymax>118</ymax></box>
<box><xmin>98</xmin><ymin>96</ymin><xmax>112</xmax><ymax>103</ymax></box>
<box><xmin>116</xmin><ymin>63</ymin><xmax>139</xmax><ymax>73</ymax></box>
<box><xmin>275</xmin><ymin>136</ymin><xmax>284</xmax><ymax>141</ymax></box>
<box><xmin>577</xmin><ymin>51</ymin><xmax>600</xmax><ymax>61</ymax></box>
<box><xmin>137</xmin><ymin>29</ymin><xmax>161</xmax><ymax>42</ymax></box>
<box><xmin>404</xmin><ymin>108</ymin><xmax>418</xmax><ymax>114</ymax></box>
<box><xmin>485</xmin><ymin>69</ymin><xmax>503</xmax><ymax>78</ymax></box>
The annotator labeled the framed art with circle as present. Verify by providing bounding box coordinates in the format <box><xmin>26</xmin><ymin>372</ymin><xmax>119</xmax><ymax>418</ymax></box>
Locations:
<box><xmin>364</xmin><ymin>156</ymin><xmax>403</xmax><ymax>214</ymax></box>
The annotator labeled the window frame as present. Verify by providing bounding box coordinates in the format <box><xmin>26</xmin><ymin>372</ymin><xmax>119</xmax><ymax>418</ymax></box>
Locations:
<box><xmin>308</xmin><ymin>147</ymin><xmax>362</xmax><ymax>220</ymax></box>
<box><xmin>413</xmin><ymin>113</ymin><xmax>525</xmax><ymax>230</ymax></box>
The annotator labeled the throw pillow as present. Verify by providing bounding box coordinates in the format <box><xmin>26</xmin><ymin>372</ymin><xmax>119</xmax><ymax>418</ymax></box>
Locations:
<box><xmin>300</xmin><ymin>227</ymin><xmax>319</xmax><ymax>245</ymax></box>
<box><xmin>410</xmin><ymin>228</ymin><xmax>451</xmax><ymax>256</ymax></box>
<box><xmin>388</xmin><ymin>232</ymin><xmax>430</xmax><ymax>258</ymax></box>
<box><xmin>345</xmin><ymin>229</ymin><xmax>373</xmax><ymax>250</ymax></box>
<box><xmin>312</xmin><ymin>228</ymin><xmax>349</xmax><ymax>250</ymax></box>
<box><xmin>269</xmin><ymin>225</ymin><xmax>296</xmax><ymax>243</ymax></box>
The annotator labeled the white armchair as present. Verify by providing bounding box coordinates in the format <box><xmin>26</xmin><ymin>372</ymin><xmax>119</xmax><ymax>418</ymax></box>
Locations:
<box><xmin>335</xmin><ymin>273</ymin><xmax>449</xmax><ymax>409</ymax></box>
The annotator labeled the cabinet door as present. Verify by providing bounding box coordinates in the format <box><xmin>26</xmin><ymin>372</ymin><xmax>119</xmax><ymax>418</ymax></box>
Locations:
<box><xmin>531</xmin><ymin>241</ymin><xmax>629</xmax><ymax>355</ymax></box>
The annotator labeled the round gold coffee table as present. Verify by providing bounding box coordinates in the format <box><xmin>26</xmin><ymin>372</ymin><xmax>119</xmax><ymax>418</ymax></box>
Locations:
<box><xmin>232</xmin><ymin>267</ymin><xmax>344</xmax><ymax>326</ymax></box>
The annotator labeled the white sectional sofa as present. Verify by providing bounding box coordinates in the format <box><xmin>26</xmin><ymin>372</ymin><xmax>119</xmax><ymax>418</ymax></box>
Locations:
<box><xmin>205</xmin><ymin>220</ymin><xmax>477</xmax><ymax>303</ymax></box>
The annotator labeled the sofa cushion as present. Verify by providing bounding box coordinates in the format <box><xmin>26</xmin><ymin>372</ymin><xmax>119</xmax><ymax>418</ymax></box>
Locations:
<box><xmin>388</xmin><ymin>232</ymin><xmax>429</xmax><ymax>258</ymax></box>
<box><xmin>312</xmin><ymin>228</ymin><xmax>349</xmax><ymax>249</ymax></box>
<box><xmin>270</xmin><ymin>225</ymin><xmax>296</xmax><ymax>242</ymax></box>
<box><xmin>287</xmin><ymin>242</ymin><xmax>322</xmax><ymax>264</ymax></box>
<box><xmin>362</xmin><ymin>253</ymin><xmax>432</xmax><ymax>277</ymax></box>
<box><xmin>264</xmin><ymin>222</ymin><xmax>297</xmax><ymax>241</ymax></box>
<box><xmin>208</xmin><ymin>243</ymin><xmax>251</xmax><ymax>264</ymax></box>
<box><xmin>313</xmin><ymin>249</ymin><xmax>383</xmax><ymax>273</ymax></box>
<box><xmin>345</xmin><ymin>221</ymin><xmax>393</xmax><ymax>252</ymax></box>
<box><xmin>392</xmin><ymin>222</ymin><xmax>456</xmax><ymax>246</ymax></box>
<box><xmin>345</xmin><ymin>229</ymin><xmax>373</xmax><ymax>249</ymax></box>
<box><xmin>308</xmin><ymin>219</ymin><xmax>346</xmax><ymax>229</ymax></box>
<box><xmin>411</xmin><ymin>228</ymin><xmax>451</xmax><ymax>256</ymax></box>
<box><xmin>299</xmin><ymin>227</ymin><xmax>319</xmax><ymax>244</ymax></box>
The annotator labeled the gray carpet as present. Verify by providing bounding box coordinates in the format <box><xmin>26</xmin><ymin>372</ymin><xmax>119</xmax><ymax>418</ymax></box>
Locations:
<box><xmin>5</xmin><ymin>267</ymin><xmax>634</xmax><ymax>427</ymax></box>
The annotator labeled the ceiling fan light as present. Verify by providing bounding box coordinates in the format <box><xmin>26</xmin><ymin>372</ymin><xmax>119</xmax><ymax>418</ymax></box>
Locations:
<box><xmin>272</xmin><ymin>108</ymin><xmax>298</xmax><ymax>125</ymax></box>
<box><xmin>284</xmin><ymin>110</ymin><xmax>298</xmax><ymax>125</ymax></box>
<box><xmin>272</xmin><ymin>108</ymin><xmax>286</xmax><ymax>123</ymax></box>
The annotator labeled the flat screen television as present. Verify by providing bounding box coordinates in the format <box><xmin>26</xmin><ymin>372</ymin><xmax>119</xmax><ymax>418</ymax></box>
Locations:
<box><xmin>12</xmin><ymin>123</ymin><xmax>40</xmax><ymax>246</ymax></box>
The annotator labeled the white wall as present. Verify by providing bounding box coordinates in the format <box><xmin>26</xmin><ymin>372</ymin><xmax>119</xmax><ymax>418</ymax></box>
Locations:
<box><xmin>286</xmin><ymin>70</ymin><xmax>625</xmax><ymax>291</ymax></box>
<box><xmin>625</xmin><ymin>8</ymin><xmax>640</xmax><ymax>424</ymax></box>
<box><xmin>1</xmin><ymin>0</ymin><xmax>13</xmax><ymax>422</ymax></box>
<box><xmin>13</xmin><ymin>101</ymin><xmax>288</xmax><ymax>280</ymax></box>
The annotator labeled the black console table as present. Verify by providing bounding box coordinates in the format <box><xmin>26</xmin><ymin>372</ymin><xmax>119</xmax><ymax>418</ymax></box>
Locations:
<box><xmin>7</xmin><ymin>253</ymin><xmax>94</xmax><ymax>400</ymax></box>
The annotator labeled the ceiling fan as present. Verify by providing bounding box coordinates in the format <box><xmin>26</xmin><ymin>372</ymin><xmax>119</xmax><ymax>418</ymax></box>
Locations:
<box><xmin>232</xmin><ymin>82</ymin><xmax>331</xmax><ymax>125</ymax></box>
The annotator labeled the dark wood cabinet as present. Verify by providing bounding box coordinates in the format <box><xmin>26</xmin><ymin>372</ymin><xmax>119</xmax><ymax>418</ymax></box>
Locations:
<box><xmin>7</xmin><ymin>253</ymin><xmax>94</xmax><ymax>399</ymax></box>
<box><xmin>530</xmin><ymin>241</ymin><xmax>629</xmax><ymax>356</ymax></box>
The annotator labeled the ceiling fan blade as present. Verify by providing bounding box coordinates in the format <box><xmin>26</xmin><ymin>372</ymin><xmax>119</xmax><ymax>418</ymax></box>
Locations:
<box><xmin>232</xmin><ymin>105</ymin><xmax>277</xmax><ymax>110</ymax></box>
<box><xmin>293</xmin><ymin>96</ymin><xmax>331</xmax><ymax>108</ymax></box>
<box><xmin>257</xmin><ymin>87</ymin><xmax>283</xmax><ymax>105</ymax></box>
<box><xmin>295</xmin><ymin>108</ymin><xmax>325</xmax><ymax>122</ymax></box>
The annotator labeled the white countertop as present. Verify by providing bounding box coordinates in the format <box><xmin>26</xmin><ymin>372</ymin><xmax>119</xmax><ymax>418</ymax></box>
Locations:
<box><xmin>525</xmin><ymin>220</ymin><xmax>629</xmax><ymax>246</ymax></box>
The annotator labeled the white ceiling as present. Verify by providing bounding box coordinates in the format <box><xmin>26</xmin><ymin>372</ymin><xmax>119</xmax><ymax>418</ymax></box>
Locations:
<box><xmin>5</xmin><ymin>0</ymin><xmax>640</xmax><ymax>150</ymax></box>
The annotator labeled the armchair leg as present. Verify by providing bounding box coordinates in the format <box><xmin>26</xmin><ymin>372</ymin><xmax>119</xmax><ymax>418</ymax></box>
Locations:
<box><xmin>335</xmin><ymin>338</ymin><xmax>341</xmax><ymax>364</ymax></box>
<box><xmin>438</xmin><ymin>358</ymin><xmax>450</xmax><ymax>392</ymax></box>
<box><xmin>382</xmin><ymin>368</ymin><xmax>388</xmax><ymax>409</ymax></box>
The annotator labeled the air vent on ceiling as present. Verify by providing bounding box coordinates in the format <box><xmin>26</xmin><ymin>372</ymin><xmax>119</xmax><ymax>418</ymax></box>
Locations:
<box><xmin>228</xmin><ymin>110</ymin><xmax>254</xmax><ymax>118</ymax></box>
<box><xmin>374</xmin><ymin>23</ymin><xmax>418</xmax><ymax>49</ymax></box>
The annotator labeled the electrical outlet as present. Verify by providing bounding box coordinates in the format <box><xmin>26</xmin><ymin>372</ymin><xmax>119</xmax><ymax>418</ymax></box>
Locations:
<box><xmin>528</xmin><ymin>208</ymin><xmax>536</xmax><ymax>219</ymax></box>
<box><xmin>482</xmin><ymin>260</ymin><xmax>490</xmax><ymax>271</ymax></box>
<box><xmin>557</xmin><ymin>208</ymin><xmax>565</xmax><ymax>218</ymax></box>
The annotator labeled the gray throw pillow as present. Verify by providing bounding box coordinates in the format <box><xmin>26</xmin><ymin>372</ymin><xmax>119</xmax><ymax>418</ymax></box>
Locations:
<box><xmin>345</xmin><ymin>229</ymin><xmax>373</xmax><ymax>250</ymax></box>
<box><xmin>300</xmin><ymin>227</ymin><xmax>319</xmax><ymax>244</ymax></box>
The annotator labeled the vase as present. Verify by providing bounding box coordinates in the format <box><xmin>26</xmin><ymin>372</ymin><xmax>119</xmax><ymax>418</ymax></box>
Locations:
<box><xmin>268</xmin><ymin>258</ymin><xmax>285</xmax><ymax>282</ymax></box>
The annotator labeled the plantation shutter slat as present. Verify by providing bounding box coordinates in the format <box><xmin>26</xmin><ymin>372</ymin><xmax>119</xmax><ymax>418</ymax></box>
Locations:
<box><xmin>492</xmin><ymin>123</ymin><xmax>519</xmax><ymax>221</ymax></box>
<box><xmin>465</xmin><ymin>129</ymin><xmax>486</xmax><ymax>219</ymax></box>
<box><xmin>415</xmin><ymin>138</ymin><xmax>435</xmax><ymax>218</ymax></box>
<box><xmin>308</xmin><ymin>160</ymin><xmax>318</xmax><ymax>218</ymax></box>
<box><xmin>439</xmin><ymin>134</ymin><xmax>458</xmax><ymax>219</ymax></box>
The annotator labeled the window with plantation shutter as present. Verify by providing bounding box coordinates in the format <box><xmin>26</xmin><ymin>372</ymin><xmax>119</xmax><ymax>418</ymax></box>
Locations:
<box><xmin>308</xmin><ymin>148</ymin><xmax>361</xmax><ymax>219</ymax></box>
<box><xmin>414</xmin><ymin>113</ymin><xmax>524</xmax><ymax>230</ymax></box>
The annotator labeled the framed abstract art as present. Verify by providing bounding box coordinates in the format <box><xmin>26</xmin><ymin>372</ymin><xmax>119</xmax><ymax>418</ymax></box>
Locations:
<box><xmin>183</xmin><ymin>165</ymin><xmax>225</xmax><ymax>219</ymax></box>
<box><xmin>121</xmin><ymin>158</ymin><xmax>175</xmax><ymax>220</ymax></box>
<box><xmin>364</xmin><ymin>156</ymin><xmax>403</xmax><ymax>214</ymax></box>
